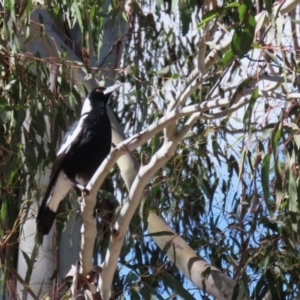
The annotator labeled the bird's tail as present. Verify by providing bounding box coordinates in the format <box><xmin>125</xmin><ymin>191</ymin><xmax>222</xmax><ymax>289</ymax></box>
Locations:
<box><xmin>36</xmin><ymin>170</ymin><xmax>73</xmax><ymax>235</ymax></box>
<box><xmin>36</xmin><ymin>205</ymin><xmax>56</xmax><ymax>235</ymax></box>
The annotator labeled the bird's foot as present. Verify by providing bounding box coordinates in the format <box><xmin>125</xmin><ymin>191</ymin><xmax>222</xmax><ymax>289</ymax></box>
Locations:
<box><xmin>82</xmin><ymin>188</ymin><xmax>90</xmax><ymax>197</ymax></box>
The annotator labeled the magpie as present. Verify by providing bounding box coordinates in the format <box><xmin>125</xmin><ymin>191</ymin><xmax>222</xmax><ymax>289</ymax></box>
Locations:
<box><xmin>36</xmin><ymin>84</ymin><xmax>120</xmax><ymax>235</ymax></box>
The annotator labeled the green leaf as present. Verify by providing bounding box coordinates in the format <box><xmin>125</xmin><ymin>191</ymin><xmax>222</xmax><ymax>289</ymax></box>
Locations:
<box><xmin>143</xmin><ymin>231</ymin><xmax>175</xmax><ymax>237</ymax></box>
<box><xmin>0</xmin><ymin>110</ymin><xmax>12</xmax><ymax>124</ymax></box>
<box><xmin>224</xmin><ymin>2</ymin><xmax>240</xmax><ymax>8</ymax></box>
<box><xmin>230</xmin><ymin>78</ymin><xmax>252</xmax><ymax>106</ymax></box>
<box><xmin>291</xmin><ymin>19</ymin><xmax>300</xmax><ymax>25</ymax></box>
<box><xmin>161</xmin><ymin>272</ymin><xmax>196</xmax><ymax>300</ymax></box>
<box><xmin>231</xmin><ymin>0</ymin><xmax>255</xmax><ymax>58</ymax></box>
<box><xmin>4</xmin><ymin>79</ymin><xmax>17</xmax><ymax>90</ymax></box>
<box><xmin>276</xmin><ymin>15</ymin><xmax>284</xmax><ymax>45</ymax></box>
<box><xmin>0</xmin><ymin>199</ymin><xmax>7</xmax><ymax>227</ymax></box>
<box><xmin>21</xmin><ymin>250</ymin><xmax>33</xmax><ymax>276</ymax></box>
<box><xmin>271</xmin><ymin>122</ymin><xmax>282</xmax><ymax>159</ymax></box>
<box><xmin>263</xmin><ymin>253</ymin><xmax>270</xmax><ymax>275</ymax></box>
<box><xmin>142</xmin><ymin>282</ymin><xmax>165</xmax><ymax>300</ymax></box>
<box><xmin>197</xmin><ymin>10</ymin><xmax>220</xmax><ymax>29</ymax></box>
<box><xmin>265</xmin><ymin>50</ymin><xmax>280</xmax><ymax>65</ymax></box>
<box><xmin>155</xmin><ymin>0</ymin><xmax>163</xmax><ymax>8</ymax></box>
<box><xmin>231</xmin><ymin>28</ymin><xmax>253</xmax><ymax>58</ymax></box>
<box><xmin>73</xmin><ymin>0</ymin><xmax>84</xmax><ymax>31</ymax></box>
<box><xmin>269</xmin><ymin>123</ymin><xmax>283</xmax><ymax>213</ymax></box>
<box><xmin>293</xmin><ymin>134</ymin><xmax>300</xmax><ymax>150</ymax></box>
<box><xmin>179</xmin><ymin>0</ymin><xmax>199</xmax><ymax>35</ymax></box>
<box><xmin>221</xmin><ymin>50</ymin><xmax>234</xmax><ymax>66</ymax></box>
<box><xmin>261</xmin><ymin>153</ymin><xmax>270</xmax><ymax>203</ymax></box>
<box><xmin>124</xmin><ymin>271</ymin><xmax>139</xmax><ymax>285</ymax></box>
<box><xmin>263</xmin><ymin>0</ymin><xmax>273</xmax><ymax>14</ymax></box>
<box><xmin>232</xmin><ymin>283</ymin><xmax>240</xmax><ymax>300</ymax></box>
<box><xmin>243</xmin><ymin>87</ymin><xmax>259</xmax><ymax>128</ymax></box>
<box><xmin>287</xmin><ymin>151</ymin><xmax>298</xmax><ymax>232</ymax></box>
<box><xmin>155</xmin><ymin>65</ymin><xmax>170</xmax><ymax>77</ymax></box>
<box><xmin>239</xmin><ymin>4</ymin><xmax>247</xmax><ymax>23</ymax></box>
<box><xmin>239</xmin><ymin>147</ymin><xmax>247</xmax><ymax>180</ymax></box>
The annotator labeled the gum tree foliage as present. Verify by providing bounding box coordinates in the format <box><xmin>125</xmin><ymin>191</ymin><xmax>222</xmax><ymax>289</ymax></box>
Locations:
<box><xmin>1</xmin><ymin>0</ymin><xmax>300</xmax><ymax>299</ymax></box>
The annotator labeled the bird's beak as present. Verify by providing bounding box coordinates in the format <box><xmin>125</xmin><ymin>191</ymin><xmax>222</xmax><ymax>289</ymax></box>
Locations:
<box><xmin>103</xmin><ymin>83</ymin><xmax>122</xmax><ymax>95</ymax></box>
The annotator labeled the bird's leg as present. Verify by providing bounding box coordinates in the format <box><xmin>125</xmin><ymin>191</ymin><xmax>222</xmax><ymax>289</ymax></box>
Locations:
<box><xmin>82</xmin><ymin>188</ymin><xmax>90</xmax><ymax>197</ymax></box>
<box><xmin>68</xmin><ymin>178</ymin><xmax>86</xmax><ymax>192</ymax></box>
<box><xmin>68</xmin><ymin>178</ymin><xmax>90</xmax><ymax>197</ymax></box>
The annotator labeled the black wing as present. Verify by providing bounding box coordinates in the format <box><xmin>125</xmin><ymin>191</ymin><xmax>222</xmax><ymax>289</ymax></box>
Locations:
<box><xmin>36</xmin><ymin>115</ymin><xmax>87</xmax><ymax>234</ymax></box>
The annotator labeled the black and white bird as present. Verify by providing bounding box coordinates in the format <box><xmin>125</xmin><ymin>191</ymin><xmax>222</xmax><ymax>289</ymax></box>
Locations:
<box><xmin>36</xmin><ymin>84</ymin><xmax>120</xmax><ymax>235</ymax></box>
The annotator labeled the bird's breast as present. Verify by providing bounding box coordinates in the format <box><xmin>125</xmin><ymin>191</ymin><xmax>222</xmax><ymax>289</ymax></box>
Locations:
<box><xmin>62</xmin><ymin>113</ymin><xmax>111</xmax><ymax>181</ymax></box>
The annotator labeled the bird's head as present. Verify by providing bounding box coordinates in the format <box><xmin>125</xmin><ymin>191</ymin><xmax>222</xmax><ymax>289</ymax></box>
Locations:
<box><xmin>88</xmin><ymin>84</ymin><xmax>121</xmax><ymax>105</ymax></box>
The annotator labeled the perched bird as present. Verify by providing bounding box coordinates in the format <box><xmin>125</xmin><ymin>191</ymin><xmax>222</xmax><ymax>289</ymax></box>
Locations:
<box><xmin>36</xmin><ymin>84</ymin><xmax>120</xmax><ymax>235</ymax></box>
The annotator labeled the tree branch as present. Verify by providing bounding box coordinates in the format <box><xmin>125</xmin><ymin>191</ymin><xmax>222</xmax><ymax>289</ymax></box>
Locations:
<box><xmin>99</xmin><ymin>139</ymin><xmax>179</xmax><ymax>299</ymax></box>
